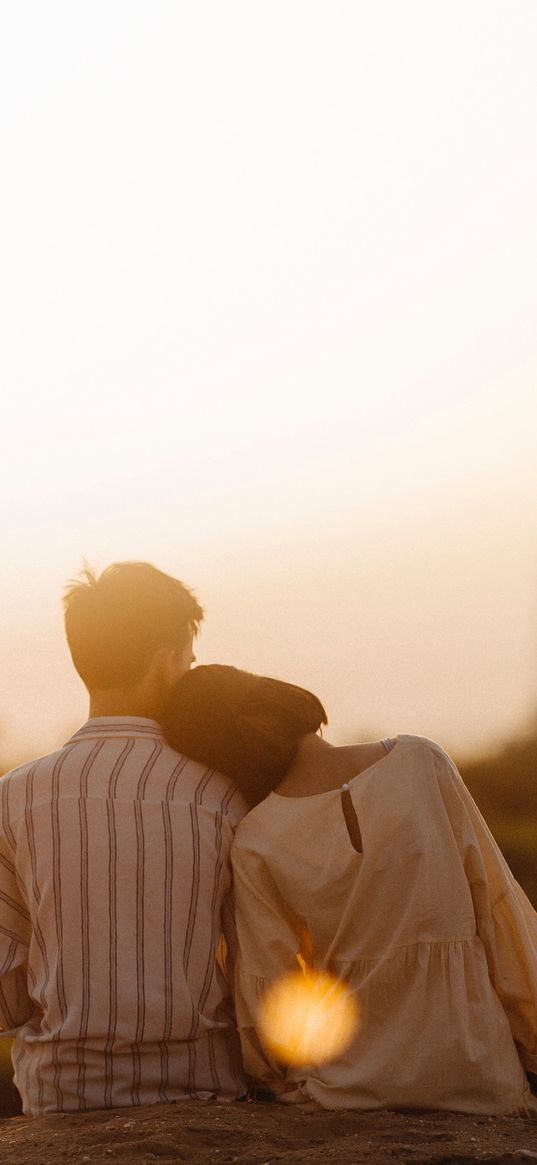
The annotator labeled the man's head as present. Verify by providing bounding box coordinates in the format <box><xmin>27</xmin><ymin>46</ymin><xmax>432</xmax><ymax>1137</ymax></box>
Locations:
<box><xmin>64</xmin><ymin>562</ymin><xmax>203</xmax><ymax>712</ymax></box>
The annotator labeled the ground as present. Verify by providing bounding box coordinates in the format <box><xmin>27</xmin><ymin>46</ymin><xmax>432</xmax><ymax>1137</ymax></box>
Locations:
<box><xmin>1</xmin><ymin>1101</ymin><xmax>537</xmax><ymax>1165</ymax></box>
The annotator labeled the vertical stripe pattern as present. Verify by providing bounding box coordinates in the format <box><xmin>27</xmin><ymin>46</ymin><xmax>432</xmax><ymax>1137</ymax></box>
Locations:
<box><xmin>0</xmin><ymin>717</ymin><xmax>248</xmax><ymax>1115</ymax></box>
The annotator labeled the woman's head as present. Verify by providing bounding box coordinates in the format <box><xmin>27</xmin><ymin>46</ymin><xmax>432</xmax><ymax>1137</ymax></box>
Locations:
<box><xmin>163</xmin><ymin>664</ymin><xmax>327</xmax><ymax>807</ymax></box>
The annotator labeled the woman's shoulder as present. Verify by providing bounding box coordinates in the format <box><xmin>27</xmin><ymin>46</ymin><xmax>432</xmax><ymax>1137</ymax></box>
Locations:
<box><xmin>390</xmin><ymin>735</ymin><xmax>462</xmax><ymax>790</ymax></box>
<box><xmin>396</xmin><ymin>733</ymin><xmax>454</xmax><ymax>760</ymax></box>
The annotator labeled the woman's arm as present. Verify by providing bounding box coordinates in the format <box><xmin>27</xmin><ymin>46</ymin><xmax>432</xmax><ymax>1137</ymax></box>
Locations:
<box><xmin>231</xmin><ymin>841</ymin><xmax>309</xmax><ymax>1095</ymax></box>
<box><xmin>433</xmin><ymin>744</ymin><xmax>537</xmax><ymax>1073</ymax></box>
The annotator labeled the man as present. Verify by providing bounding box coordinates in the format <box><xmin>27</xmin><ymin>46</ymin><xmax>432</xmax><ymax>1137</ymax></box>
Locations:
<box><xmin>0</xmin><ymin>562</ymin><xmax>248</xmax><ymax>1115</ymax></box>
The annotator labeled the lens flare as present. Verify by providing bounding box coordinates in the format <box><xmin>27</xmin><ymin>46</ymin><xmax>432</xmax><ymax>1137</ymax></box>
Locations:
<box><xmin>257</xmin><ymin>970</ymin><xmax>359</xmax><ymax>1066</ymax></box>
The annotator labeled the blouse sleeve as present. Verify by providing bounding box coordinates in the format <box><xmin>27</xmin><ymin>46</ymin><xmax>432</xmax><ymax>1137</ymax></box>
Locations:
<box><xmin>231</xmin><ymin>839</ymin><xmax>309</xmax><ymax>1095</ymax></box>
<box><xmin>432</xmin><ymin>745</ymin><xmax>537</xmax><ymax>1073</ymax></box>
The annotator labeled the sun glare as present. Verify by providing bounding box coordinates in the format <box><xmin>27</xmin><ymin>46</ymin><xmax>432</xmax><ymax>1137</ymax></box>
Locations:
<box><xmin>257</xmin><ymin>970</ymin><xmax>359</xmax><ymax>1067</ymax></box>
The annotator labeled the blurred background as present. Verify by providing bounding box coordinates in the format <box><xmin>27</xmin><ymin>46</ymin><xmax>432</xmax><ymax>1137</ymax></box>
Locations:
<box><xmin>0</xmin><ymin>0</ymin><xmax>536</xmax><ymax>1111</ymax></box>
<box><xmin>1</xmin><ymin>5</ymin><xmax>536</xmax><ymax>878</ymax></box>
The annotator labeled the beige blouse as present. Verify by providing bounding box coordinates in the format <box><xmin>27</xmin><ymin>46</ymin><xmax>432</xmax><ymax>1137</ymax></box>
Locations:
<box><xmin>231</xmin><ymin>735</ymin><xmax>537</xmax><ymax>1114</ymax></box>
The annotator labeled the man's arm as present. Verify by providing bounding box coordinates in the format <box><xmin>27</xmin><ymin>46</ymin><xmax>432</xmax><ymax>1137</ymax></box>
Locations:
<box><xmin>0</xmin><ymin>844</ymin><xmax>34</xmax><ymax>1033</ymax></box>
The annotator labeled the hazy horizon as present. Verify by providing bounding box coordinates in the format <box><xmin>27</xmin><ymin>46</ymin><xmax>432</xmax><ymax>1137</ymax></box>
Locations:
<box><xmin>2</xmin><ymin>479</ymin><xmax>536</xmax><ymax>769</ymax></box>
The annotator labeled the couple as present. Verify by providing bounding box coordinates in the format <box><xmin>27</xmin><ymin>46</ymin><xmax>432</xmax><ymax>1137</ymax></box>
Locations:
<box><xmin>0</xmin><ymin>562</ymin><xmax>535</xmax><ymax>1117</ymax></box>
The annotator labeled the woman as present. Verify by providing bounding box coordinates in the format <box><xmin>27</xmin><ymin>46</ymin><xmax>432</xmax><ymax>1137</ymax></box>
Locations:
<box><xmin>164</xmin><ymin>665</ymin><xmax>537</xmax><ymax>1115</ymax></box>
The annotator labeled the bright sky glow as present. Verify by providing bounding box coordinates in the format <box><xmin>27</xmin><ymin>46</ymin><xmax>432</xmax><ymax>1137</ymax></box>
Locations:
<box><xmin>1</xmin><ymin>1</ymin><xmax>536</xmax><ymax>762</ymax></box>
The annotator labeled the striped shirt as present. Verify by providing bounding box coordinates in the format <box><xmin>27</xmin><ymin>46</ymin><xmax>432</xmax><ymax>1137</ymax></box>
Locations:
<box><xmin>0</xmin><ymin>717</ymin><xmax>248</xmax><ymax>1115</ymax></box>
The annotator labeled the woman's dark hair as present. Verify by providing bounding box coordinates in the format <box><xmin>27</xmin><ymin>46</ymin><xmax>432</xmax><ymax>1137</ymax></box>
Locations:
<box><xmin>163</xmin><ymin>664</ymin><xmax>327</xmax><ymax>807</ymax></box>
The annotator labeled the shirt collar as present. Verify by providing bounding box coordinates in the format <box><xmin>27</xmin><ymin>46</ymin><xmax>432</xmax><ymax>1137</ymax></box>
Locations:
<box><xmin>67</xmin><ymin>716</ymin><xmax>166</xmax><ymax>744</ymax></box>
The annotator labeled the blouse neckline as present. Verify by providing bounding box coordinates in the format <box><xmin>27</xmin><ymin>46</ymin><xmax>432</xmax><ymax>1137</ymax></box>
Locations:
<box><xmin>269</xmin><ymin>736</ymin><xmax>401</xmax><ymax>801</ymax></box>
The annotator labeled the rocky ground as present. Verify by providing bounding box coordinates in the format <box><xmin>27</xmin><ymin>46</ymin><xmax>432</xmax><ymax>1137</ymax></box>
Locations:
<box><xmin>1</xmin><ymin>1100</ymin><xmax>537</xmax><ymax>1165</ymax></box>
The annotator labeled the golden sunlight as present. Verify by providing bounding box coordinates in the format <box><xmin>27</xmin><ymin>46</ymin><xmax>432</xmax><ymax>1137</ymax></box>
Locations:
<box><xmin>257</xmin><ymin>970</ymin><xmax>359</xmax><ymax>1067</ymax></box>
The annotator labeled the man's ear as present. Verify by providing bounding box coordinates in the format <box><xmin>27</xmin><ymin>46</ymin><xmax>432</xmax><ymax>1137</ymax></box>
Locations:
<box><xmin>147</xmin><ymin>645</ymin><xmax>177</xmax><ymax>689</ymax></box>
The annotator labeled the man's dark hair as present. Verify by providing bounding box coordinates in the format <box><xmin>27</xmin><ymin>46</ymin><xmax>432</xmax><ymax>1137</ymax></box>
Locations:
<box><xmin>64</xmin><ymin>561</ymin><xmax>203</xmax><ymax>689</ymax></box>
<box><xmin>164</xmin><ymin>664</ymin><xmax>327</xmax><ymax>807</ymax></box>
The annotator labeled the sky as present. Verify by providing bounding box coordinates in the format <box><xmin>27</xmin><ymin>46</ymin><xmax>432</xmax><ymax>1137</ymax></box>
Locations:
<box><xmin>1</xmin><ymin>0</ymin><xmax>536</xmax><ymax>765</ymax></box>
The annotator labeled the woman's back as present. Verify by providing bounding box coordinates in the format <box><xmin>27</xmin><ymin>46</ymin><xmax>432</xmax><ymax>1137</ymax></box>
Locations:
<box><xmin>232</xmin><ymin>734</ymin><xmax>537</xmax><ymax>1113</ymax></box>
<box><xmin>235</xmin><ymin>736</ymin><xmax>477</xmax><ymax>961</ymax></box>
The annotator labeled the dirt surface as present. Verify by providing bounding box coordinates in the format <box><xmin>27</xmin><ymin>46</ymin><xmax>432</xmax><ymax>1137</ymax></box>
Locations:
<box><xmin>1</xmin><ymin>1100</ymin><xmax>537</xmax><ymax>1165</ymax></box>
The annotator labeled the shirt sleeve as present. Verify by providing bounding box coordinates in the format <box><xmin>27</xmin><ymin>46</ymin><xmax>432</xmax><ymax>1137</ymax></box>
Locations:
<box><xmin>231</xmin><ymin>839</ymin><xmax>309</xmax><ymax>1095</ymax></box>
<box><xmin>432</xmin><ymin>745</ymin><xmax>537</xmax><ymax>1073</ymax></box>
<box><xmin>0</xmin><ymin>841</ymin><xmax>34</xmax><ymax>1034</ymax></box>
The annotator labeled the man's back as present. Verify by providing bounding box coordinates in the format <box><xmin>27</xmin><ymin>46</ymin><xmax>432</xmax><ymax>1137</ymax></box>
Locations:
<box><xmin>0</xmin><ymin>717</ymin><xmax>247</xmax><ymax>1115</ymax></box>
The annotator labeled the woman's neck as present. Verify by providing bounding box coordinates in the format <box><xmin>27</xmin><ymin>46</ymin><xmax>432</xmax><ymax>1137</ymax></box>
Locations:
<box><xmin>275</xmin><ymin>733</ymin><xmax>387</xmax><ymax>798</ymax></box>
